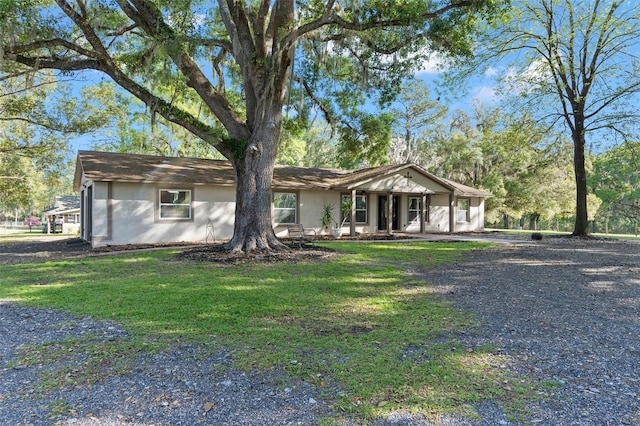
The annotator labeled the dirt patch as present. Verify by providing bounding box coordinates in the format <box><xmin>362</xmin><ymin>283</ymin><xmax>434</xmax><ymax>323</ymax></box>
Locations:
<box><xmin>175</xmin><ymin>243</ymin><xmax>338</xmax><ymax>264</ymax></box>
<box><xmin>0</xmin><ymin>236</ymin><xmax>338</xmax><ymax>265</ymax></box>
<box><xmin>0</xmin><ymin>237</ymin><xmax>92</xmax><ymax>264</ymax></box>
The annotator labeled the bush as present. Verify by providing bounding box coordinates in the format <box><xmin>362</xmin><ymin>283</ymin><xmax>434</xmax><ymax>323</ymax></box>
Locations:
<box><xmin>23</xmin><ymin>216</ymin><xmax>42</xmax><ymax>232</ymax></box>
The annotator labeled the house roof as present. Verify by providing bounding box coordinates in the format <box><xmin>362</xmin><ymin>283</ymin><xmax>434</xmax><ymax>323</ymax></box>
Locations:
<box><xmin>439</xmin><ymin>178</ymin><xmax>494</xmax><ymax>198</ymax></box>
<box><xmin>43</xmin><ymin>196</ymin><xmax>80</xmax><ymax>216</ymax></box>
<box><xmin>74</xmin><ymin>151</ymin><xmax>492</xmax><ymax>197</ymax></box>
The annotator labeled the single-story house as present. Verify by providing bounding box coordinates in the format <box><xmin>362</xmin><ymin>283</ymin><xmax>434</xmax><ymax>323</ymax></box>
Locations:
<box><xmin>73</xmin><ymin>150</ymin><xmax>492</xmax><ymax>248</ymax></box>
<box><xmin>42</xmin><ymin>196</ymin><xmax>81</xmax><ymax>234</ymax></box>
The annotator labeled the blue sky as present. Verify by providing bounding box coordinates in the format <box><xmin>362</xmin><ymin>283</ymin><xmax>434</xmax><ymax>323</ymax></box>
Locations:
<box><xmin>68</xmin><ymin>59</ymin><xmax>495</xmax><ymax>156</ymax></box>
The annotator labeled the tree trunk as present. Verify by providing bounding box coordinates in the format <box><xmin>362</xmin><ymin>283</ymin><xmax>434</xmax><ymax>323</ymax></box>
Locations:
<box><xmin>529</xmin><ymin>212</ymin><xmax>539</xmax><ymax>230</ymax></box>
<box><xmin>223</xmin><ymin>116</ymin><xmax>289</xmax><ymax>252</ymax></box>
<box><xmin>502</xmin><ymin>213</ymin><xmax>509</xmax><ymax>229</ymax></box>
<box><xmin>572</xmin><ymin>122</ymin><xmax>590</xmax><ymax>236</ymax></box>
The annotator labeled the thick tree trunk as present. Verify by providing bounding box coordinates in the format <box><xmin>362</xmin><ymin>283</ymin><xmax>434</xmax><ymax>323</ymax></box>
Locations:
<box><xmin>572</xmin><ymin>124</ymin><xmax>590</xmax><ymax>237</ymax></box>
<box><xmin>223</xmin><ymin>114</ymin><xmax>289</xmax><ymax>252</ymax></box>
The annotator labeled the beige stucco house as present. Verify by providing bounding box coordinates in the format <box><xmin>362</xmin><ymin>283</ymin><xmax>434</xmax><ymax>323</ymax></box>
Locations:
<box><xmin>73</xmin><ymin>151</ymin><xmax>492</xmax><ymax>248</ymax></box>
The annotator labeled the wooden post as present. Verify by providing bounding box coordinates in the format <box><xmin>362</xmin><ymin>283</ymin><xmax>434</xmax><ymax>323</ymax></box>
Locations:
<box><xmin>350</xmin><ymin>189</ymin><xmax>356</xmax><ymax>237</ymax></box>
<box><xmin>449</xmin><ymin>194</ymin><xmax>455</xmax><ymax>233</ymax></box>
<box><xmin>387</xmin><ymin>191</ymin><xmax>394</xmax><ymax>235</ymax></box>
<box><xmin>421</xmin><ymin>193</ymin><xmax>427</xmax><ymax>233</ymax></box>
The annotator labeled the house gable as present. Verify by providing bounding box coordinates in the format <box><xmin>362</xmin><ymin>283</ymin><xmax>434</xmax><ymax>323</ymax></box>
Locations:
<box><xmin>352</xmin><ymin>168</ymin><xmax>450</xmax><ymax>194</ymax></box>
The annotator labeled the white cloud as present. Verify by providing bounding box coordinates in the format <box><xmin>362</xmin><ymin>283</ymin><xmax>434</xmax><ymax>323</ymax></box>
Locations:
<box><xmin>484</xmin><ymin>66</ymin><xmax>501</xmax><ymax>77</ymax></box>
<box><xmin>414</xmin><ymin>52</ymin><xmax>452</xmax><ymax>76</ymax></box>
<box><xmin>503</xmin><ymin>60</ymin><xmax>551</xmax><ymax>96</ymax></box>
<box><xmin>471</xmin><ymin>85</ymin><xmax>498</xmax><ymax>104</ymax></box>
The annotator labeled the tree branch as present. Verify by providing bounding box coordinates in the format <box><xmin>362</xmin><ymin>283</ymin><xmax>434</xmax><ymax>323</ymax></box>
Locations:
<box><xmin>287</xmin><ymin>0</ymin><xmax>480</xmax><ymax>46</ymax></box>
<box><xmin>113</xmin><ymin>0</ymin><xmax>251</xmax><ymax>140</ymax></box>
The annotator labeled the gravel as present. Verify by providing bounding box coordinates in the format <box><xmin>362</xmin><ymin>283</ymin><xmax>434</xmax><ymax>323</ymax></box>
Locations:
<box><xmin>0</xmin><ymin>304</ymin><xmax>332</xmax><ymax>425</ymax></box>
<box><xmin>413</xmin><ymin>237</ymin><xmax>640</xmax><ymax>425</ymax></box>
<box><xmin>1</xmin><ymin>235</ymin><xmax>639</xmax><ymax>425</ymax></box>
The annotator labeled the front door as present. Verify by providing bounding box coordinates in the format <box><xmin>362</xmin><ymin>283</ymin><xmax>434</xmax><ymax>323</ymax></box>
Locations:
<box><xmin>378</xmin><ymin>195</ymin><xmax>400</xmax><ymax>231</ymax></box>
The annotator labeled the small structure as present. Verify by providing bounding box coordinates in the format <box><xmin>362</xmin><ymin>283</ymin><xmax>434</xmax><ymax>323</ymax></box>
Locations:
<box><xmin>42</xmin><ymin>196</ymin><xmax>81</xmax><ymax>234</ymax></box>
<box><xmin>74</xmin><ymin>151</ymin><xmax>492</xmax><ymax>248</ymax></box>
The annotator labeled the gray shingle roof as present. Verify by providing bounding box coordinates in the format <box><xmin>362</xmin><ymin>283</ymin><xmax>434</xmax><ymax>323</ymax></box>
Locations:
<box><xmin>74</xmin><ymin>151</ymin><xmax>492</xmax><ymax>197</ymax></box>
<box><xmin>43</xmin><ymin>196</ymin><xmax>80</xmax><ymax>215</ymax></box>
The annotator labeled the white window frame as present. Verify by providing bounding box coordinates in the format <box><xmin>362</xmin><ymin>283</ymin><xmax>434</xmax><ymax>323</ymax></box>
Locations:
<box><xmin>273</xmin><ymin>192</ymin><xmax>297</xmax><ymax>224</ymax></box>
<box><xmin>341</xmin><ymin>194</ymin><xmax>368</xmax><ymax>224</ymax></box>
<box><xmin>159</xmin><ymin>189</ymin><xmax>192</xmax><ymax>220</ymax></box>
<box><xmin>457</xmin><ymin>198</ymin><xmax>470</xmax><ymax>222</ymax></box>
<box><xmin>408</xmin><ymin>196</ymin><xmax>421</xmax><ymax>223</ymax></box>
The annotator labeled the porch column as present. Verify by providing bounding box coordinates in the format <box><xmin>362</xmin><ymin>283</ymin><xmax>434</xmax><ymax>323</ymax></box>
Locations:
<box><xmin>350</xmin><ymin>189</ymin><xmax>356</xmax><ymax>237</ymax></box>
<box><xmin>421</xmin><ymin>193</ymin><xmax>427</xmax><ymax>233</ymax></box>
<box><xmin>449</xmin><ymin>194</ymin><xmax>455</xmax><ymax>233</ymax></box>
<box><xmin>387</xmin><ymin>191</ymin><xmax>394</xmax><ymax>235</ymax></box>
<box><xmin>80</xmin><ymin>189</ymin><xmax>85</xmax><ymax>240</ymax></box>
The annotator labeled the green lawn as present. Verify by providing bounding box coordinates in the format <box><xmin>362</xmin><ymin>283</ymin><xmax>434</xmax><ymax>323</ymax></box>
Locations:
<box><xmin>486</xmin><ymin>228</ymin><xmax>640</xmax><ymax>241</ymax></box>
<box><xmin>0</xmin><ymin>240</ymin><xmax>535</xmax><ymax>422</ymax></box>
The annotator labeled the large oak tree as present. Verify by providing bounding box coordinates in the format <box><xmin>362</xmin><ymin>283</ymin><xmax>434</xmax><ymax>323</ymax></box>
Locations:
<box><xmin>1</xmin><ymin>0</ymin><xmax>501</xmax><ymax>251</ymax></box>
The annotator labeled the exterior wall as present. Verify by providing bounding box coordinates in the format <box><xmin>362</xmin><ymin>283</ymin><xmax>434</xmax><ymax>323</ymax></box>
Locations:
<box><xmin>89</xmin><ymin>181</ymin><xmax>236</xmax><ymax>247</ymax></box>
<box><xmin>425</xmin><ymin>194</ymin><xmax>451</xmax><ymax>232</ymax></box>
<box><xmin>82</xmin><ymin>171</ymin><xmax>487</xmax><ymax>247</ymax></box>
<box><xmin>91</xmin><ymin>182</ymin><xmax>111</xmax><ymax>244</ymax></box>
<box><xmin>274</xmin><ymin>190</ymin><xmax>392</xmax><ymax>237</ymax></box>
<box><xmin>272</xmin><ymin>190</ymin><xmax>373</xmax><ymax>237</ymax></box>
<box><xmin>454</xmin><ymin>197</ymin><xmax>485</xmax><ymax>232</ymax></box>
<box><xmin>61</xmin><ymin>213</ymin><xmax>80</xmax><ymax>235</ymax></box>
<box><xmin>272</xmin><ymin>191</ymin><xmax>488</xmax><ymax>237</ymax></box>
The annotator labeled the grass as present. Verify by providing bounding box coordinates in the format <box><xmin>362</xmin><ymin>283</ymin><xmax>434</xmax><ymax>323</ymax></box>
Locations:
<box><xmin>0</xmin><ymin>240</ymin><xmax>538</xmax><ymax>422</ymax></box>
<box><xmin>486</xmin><ymin>228</ymin><xmax>640</xmax><ymax>241</ymax></box>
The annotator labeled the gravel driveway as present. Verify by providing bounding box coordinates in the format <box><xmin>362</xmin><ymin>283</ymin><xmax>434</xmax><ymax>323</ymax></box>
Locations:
<box><xmin>1</xmin><ymin>236</ymin><xmax>639</xmax><ymax>425</ymax></box>
<box><xmin>417</xmin><ymin>237</ymin><xmax>640</xmax><ymax>425</ymax></box>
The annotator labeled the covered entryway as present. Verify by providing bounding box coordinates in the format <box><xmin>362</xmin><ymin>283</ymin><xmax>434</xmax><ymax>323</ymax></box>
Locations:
<box><xmin>378</xmin><ymin>195</ymin><xmax>400</xmax><ymax>232</ymax></box>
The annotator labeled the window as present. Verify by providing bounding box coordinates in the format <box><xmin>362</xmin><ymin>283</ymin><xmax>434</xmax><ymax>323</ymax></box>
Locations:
<box><xmin>159</xmin><ymin>189</ymin><xmax>192</xmax><ymax>219</ymax></box>
<box><xmin>273</xmin><ymin>192</ymin><xmax>297</xmax><ymax>224</ymax></box>
<box><xmin>457</xmin><ymin>198</ymin><xmax>470</xmax><ymax>222</ymax></box>
<box><xmin>408</xmin><ymin>197</ymin><xmax>421</xmax><ymax>223</ymax></box>
<box><xmin>341</xmin><ymin>194</ymin><xmax>367</xmax><ymax>224</ymax></box>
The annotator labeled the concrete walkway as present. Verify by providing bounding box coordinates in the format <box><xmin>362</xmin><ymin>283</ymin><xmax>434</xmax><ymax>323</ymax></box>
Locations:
<box><xmin>412</xmin><ymin>232</ymin><xmax>533</xmax><ymax>245</ymax></box>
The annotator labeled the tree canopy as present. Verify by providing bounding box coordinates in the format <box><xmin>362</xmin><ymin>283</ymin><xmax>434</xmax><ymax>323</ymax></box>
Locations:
<box><xmin>1</xmin><ymin>0</ymin><xmax>504</xmax><ymax>251</ymax></box>
<box><xmin>449</xmin><ymin>0</ymin><xmax>640</xmax><ymax>236</ymax></box>
<box><xmin>590</xmin><ymin>142</ymin><xmax>640</xmax><ymax>234</ymax></box>
<box><xmin>0</xmin><ymin>72</ymin><xmax>123</xmax><ymax>216</ymax></box>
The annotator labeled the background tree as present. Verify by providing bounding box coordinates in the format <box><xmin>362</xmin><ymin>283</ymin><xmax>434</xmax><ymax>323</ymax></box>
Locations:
<box><xmin>1</xmin><ymin>0</ymin><xmax>503</xmax><ymax>251</ymax></box>
<box><xmin>388</xmin><ymin>78</ymin><xmax>447</xmax><ymax>165</ymax></box>
<box><xmin>427</xmin><ymin>105</ymin><xmax>575</xmax><ymax>229</ymax></box>
<box><xmin>590</xmin><ymin>142</ymin><xmax>640</xmax><ymax>234</ymax></box>
<box><xmin>450</xmin><ymin>0</ymin><xmax>640</xmax><ymax>236</ymax></box>
<box><xmin>90</xmin><ymin>95</ymin><xmax>223</xmax><ymax>159</ymax></box>
<box><xmin>0</xmin><ymin>70</ymin><xmax>125</xmax><ymax>218</ymax></box>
